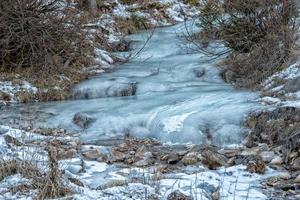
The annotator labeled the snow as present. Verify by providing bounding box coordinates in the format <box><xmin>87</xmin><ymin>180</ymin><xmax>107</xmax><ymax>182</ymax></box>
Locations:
<box><xmin>0</xmin><ymin>81</ymin><xmax>37</xmax><ymax>104</ymax></box>
<box><xmin>261</xmin><ymin>61</ymin><xmax>300</xmax><ymax>107</ymax></box>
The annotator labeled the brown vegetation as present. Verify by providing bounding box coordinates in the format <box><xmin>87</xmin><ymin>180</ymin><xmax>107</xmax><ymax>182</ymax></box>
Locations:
<box><xmin>195</xmin><ymin>0</ymin><xmax>300</xmax><ymax>88</ymax></box>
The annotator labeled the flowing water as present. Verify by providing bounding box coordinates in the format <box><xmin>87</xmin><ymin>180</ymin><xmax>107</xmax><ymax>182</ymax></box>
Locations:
<box><xmin>0</xmin><ymin>23</ymin><xmax>262</xmax><ymax>145</ymax></box>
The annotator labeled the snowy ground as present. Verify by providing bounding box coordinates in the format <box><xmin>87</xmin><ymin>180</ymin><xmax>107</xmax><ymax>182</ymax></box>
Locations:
<box><xmin>0</xmin><ymin>125</ymin><xmax>279</xmax><ymax>200</ymax></box>
<box><xmin>259</xmin><ymin>61</ymin><xmax>300</xmax><ymax>108</ymax></box>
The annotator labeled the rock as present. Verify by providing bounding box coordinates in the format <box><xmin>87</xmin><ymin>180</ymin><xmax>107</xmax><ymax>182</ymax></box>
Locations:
<box><xmin>241</xmin><ymin>148</ymin><xmax>259</xmax><ymax>156</ymax></box>
<box><xmin>181</xmin><ymin>152</ymin><xmax>200</xmax><ymax>165</ymax></box>
<box><xmin>193</xmin><ymin>68</ymin><xmax>205</xmax><ymax>78</ymax></box>
<box><xmin>201</xmin><ymin>150</ymin><xmax>227</xmax><ymax>169</ymax></box>
<box><xmin>68</xmin><ymin>177</ymin><xmax>84</xmax><ymax>187</ymax></box>
<box><xmin>167</xmin><ymin>190</ymin><xmax>192</xmax><ymax>200</ymax></box>
<box><xmin>57</xmin><ymin>148</ymin><xmax>77</xmax><ymax>160</ymax></box>
<box><xmin>212</xmin><ymin>191</ymin><xmax>220</xmax><ymax>200</ymax></box>
<box><xmin>111</xmin><ymin>149</ymin><xmax>126</xmax><ymax>161</ymax></box>
<box><xmin>270</xmin><ymin>156</ymin><xmax>283</xmax><ymax>165</ymax></box>
<box><xmin>260</xmin><ymin>151</ymin><xmax>276</xmax><ymax>163</ymax></box>
<box><xmin>67</xmin><ymin>141</ymin><xmax>79</xmax><ymax>149</ymax></box>
<box><xmin>12</xmin><ymin>78</ymin><xmax>23</xmax><ymax>85</ymax></box>
<box><xmin>291</xmin><ymin>157</ymin><xmax>300</xmax><ymax>170</ymax></box>
<box><xmin>246</xmin><ymin>156</ymin><xmax>265</xmax><ymax>174</ymax></box>
<box><xmin>167</xmin><ymin>154</ymin><xmax>180</xmax><ymax>165</ymax></box>
<box><xmin>134</xmin><ymin>152</ymin><xmax>153</xmax><ymax>167</ymax></box>
<box><xmin>135</xmin><ymin>145</ymin><xmax>147</xmax><ymax>158</ymax></box>
<box><xmin>278</xmin><ymin>172</ymin><xmax>291</xmax><ymax>180</ymax></box>
<box><xmin>73</xmin><ymin>112</ymin><xmax>95</xmax><ymax>128</ymax></box>
<box><xmin>0</xmin><ymin>92</ymin><xmax>11</xmax><ymax>101</ymax></box>
<box><xmin>82</xmin><ymin>149</ymin><xmax>102</xmax><ymax>160</ymax></box>
<box><xmin>294</xmin><ymin>175</ymin><xmax>300</xmax><ymax>183</ymax></box>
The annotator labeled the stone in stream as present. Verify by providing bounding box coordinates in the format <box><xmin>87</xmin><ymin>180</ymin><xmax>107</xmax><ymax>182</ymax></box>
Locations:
<box><xmin>73</xmin><ymin>112</ymin><xmax>95</xmax><ymax>128</ymax></box>
<box><xmin>193</xmin><ymin>68</ymin><xmax>205</xmax><ymax>78</ymax></box>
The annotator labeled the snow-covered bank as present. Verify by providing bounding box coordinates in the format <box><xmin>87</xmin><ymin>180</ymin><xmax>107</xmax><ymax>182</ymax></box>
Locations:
<box><xmin>259</xmin><ymin>61</ymin><xmax>300</xmax><ymax>107</ymax></box>
<box><xmin>0</xmin><ymin>125</ymin><xmax>284</xmax><ymax>200</ymax></box>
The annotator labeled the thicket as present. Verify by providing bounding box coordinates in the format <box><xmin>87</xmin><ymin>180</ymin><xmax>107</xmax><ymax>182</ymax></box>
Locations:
<box><xmin>196</xmin><ymin>0</ymin><xmax>300</xmax><ymax>87</ymax></box>
<box><xmin>0</xmin><ymin>0</ymin><xmax>92</xmax><ymax>71</ymax></box>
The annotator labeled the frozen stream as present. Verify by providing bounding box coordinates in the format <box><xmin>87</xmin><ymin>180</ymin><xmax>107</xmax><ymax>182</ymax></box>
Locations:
<box><xmin>0</xmin><ymin>23</ymin><xmax>262</xmax><ymax>145</ymax></box>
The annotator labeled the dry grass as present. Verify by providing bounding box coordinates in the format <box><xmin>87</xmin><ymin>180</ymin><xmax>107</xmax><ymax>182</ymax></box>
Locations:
<box><xmin>0</xmin><ymin>147</ymin><xmax>71</xmax><ymax>199</ymax></box>
<box><xmin>194</xmin><ymin>0</ymin><xmax>300</xmax><ymax>88</ymax></box>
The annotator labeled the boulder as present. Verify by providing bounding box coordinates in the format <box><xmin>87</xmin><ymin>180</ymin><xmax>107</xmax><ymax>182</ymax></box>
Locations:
<box><xmin>73</xmin><ymin>112</ymin><xmax>95</xmax><ymax>128</ymax></box>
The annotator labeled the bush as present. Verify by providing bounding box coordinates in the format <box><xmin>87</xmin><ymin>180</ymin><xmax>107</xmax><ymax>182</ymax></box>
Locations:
<box><xmin>196</xmin><ymin>0</ymin><xmax>300</xmax><ymax>87</ymax></box>
<box><xmin>0</xmin><ymin>0</ymin><xmax>91</xmax><ymax>71</ymax></box>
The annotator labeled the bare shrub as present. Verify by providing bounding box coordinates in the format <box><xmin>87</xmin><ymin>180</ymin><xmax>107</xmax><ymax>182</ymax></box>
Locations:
<box><xmin>195</xmin><ymin>0</ymin><xmax>300</xmax><ymax>87</ymax></box>
<box><xmin>0</xmin><ymin>0</ymin><xmax>92</xmax><ymax>71</ymax></box>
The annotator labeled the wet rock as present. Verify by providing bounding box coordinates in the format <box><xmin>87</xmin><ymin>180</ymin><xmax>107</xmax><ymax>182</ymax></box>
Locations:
<box><xmin>82</xmin><ymin>149</ymin><xmax>102</xmax><ymax>160</ymax></box>
<box><xmin>260</xmin><ymin>151</ymin><xmax>276</xmax><ymax>163</ymax></box>
<box><xmin>167</xmin><ymin>154</ymin><xmax>180</xmax><ymax>165</ymax></box>
<box><xmin>73</xmin><ymin>112</ymin><xmax>95</xmax><ymax>128</ymax></box>
<box><xmin>167</xmin><ymin>190</ymin><xmax>192</xmax><ymax>200</ymax></box>
<box><xmin>73</xmin><ymin>80</ymin><xmax>137</xmax><ymax>100</ymax></box>
<box><xmin>246</xmin><ymin>156</ymin><xmax>265</xmax><ymax>174</ymax></box>
<box><xmin>193</xmin><ymin>68</ymin><xmax>205</xmax><ymax>78</ymax></box>
<box><xmin>201</xmin><ymin>150</ymin><xmax>227</xmax><ymax>169</ymax></box>
<box><xmin>181</xmin><ymin>152</ymin><xmax>200</xmax><ymax>165</ymax></box>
